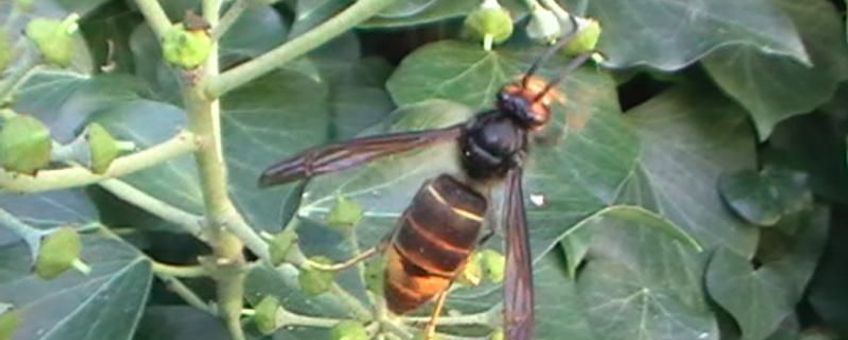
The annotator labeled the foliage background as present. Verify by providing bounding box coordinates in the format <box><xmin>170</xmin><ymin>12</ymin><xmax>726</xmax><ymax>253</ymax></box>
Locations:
<box><xmin>1</xmin><ymin>0</ymin><xmax>848</xmax><ymax>339</ymax></box>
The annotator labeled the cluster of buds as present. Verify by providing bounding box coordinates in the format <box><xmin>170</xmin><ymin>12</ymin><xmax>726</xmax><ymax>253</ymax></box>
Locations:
<box><xmin>464</xmin><ymin>0</ymin><xmax>602</xmax><ymax>57</ymax></box>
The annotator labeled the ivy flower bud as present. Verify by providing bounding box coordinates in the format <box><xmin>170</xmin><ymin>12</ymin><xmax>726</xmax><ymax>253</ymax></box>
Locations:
<box><xmin>253</xmin><ymin>296</ymin><xmax>281</xmax><ymax>335</ymax></box>
<box><xmin>0</xmin><ymin>115</ymin><xmax>52</xmax><ymax>174</ymax></box>
<box><xmin>526</xmin><ymin>7</ymin><xmax>561</xmax><ymax>43</ymax></box>
<box><xmin>326</xmin><ymin>196</ymin><xmax>364</xmax><ymax>233</ymax></box>
<box><xmin>0</xmin><ymin>308</ymin><xmax>21</xmax><ymax>340</ymax></box>
<box><xmin>479</xmin><ymin>249</ymin><xmax>505</xmax><ymax>283</ymax></box>
<box><xmin>299</xmin><ymin>256</ymin><xmax>335</xmax><ymax>296</ymax></box>
<box><xmin>162</xmin><ymin>23</ymin><xmax>212</xmax><ymax>69</ymax></box>
<box><xmin>87</xmin><ymin>123</ymin><xmax>133</xmax><ymax>173</ymax></box>
<box><xmin>564</xmin><ymin>17</ymin><xmax>602</xmax><ymax>56</ymax></box>
<box><xmin>25</xmin><ymin>14</ymin><xmax>79</xmax><ymax>67</ymax></box>
<box><xmin>330</xmin><ymin>320</ymin><xmax>368</xmax><ymax>340</ymax></box>
<box><xmin>464</xmin><ymin>0</ymin><xmax>514</xmax><ymax>50</ymax></box>
<box><xmin>268</xmin><ymin>228</ymin><xmax>298</xmax><ymax>266</ymax></box>
<box><xmin>457</xmin><ymin>252</ymin><xmax>483</xmax><ymax>286</ymax></box>
<box><xmin>35</xmin><ymin>227</ymin><xmax>90</xmax><ymax>280</ymax></box>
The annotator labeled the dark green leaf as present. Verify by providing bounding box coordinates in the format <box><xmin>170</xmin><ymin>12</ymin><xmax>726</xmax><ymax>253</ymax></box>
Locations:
<box><xmin>135</xmin><ymin>306</ymin><xmax>229</xmax><ymax>340</ymax></box>
<box><xmin>219</xmin><ymin>4</ymin><xmax>288</xmax><ymax>66</ymax></box>
<box><xmin>719</xmin><ymin>170</ymin><xmax>780</xmax><ymax>226</ymax></box>
<box><xmin>361</xmin><ymin>0</ymin><xmax>526</xmax><ymax>29</ymax></box>
<box><xmin>14</xmin><ymin>72</ymin><xmax>148</xmax><ymax>141</ymax></box>
<box><xmin>620</xmin><ymin>84</ymin><xmax>759</xmax><ymax>257</ymax></box>
<box><xmin>289</xmin><ymin>0</ymin><xmax>351</xmax><ymax>37</ymax></box>
<box><xmin>570</xmin><ymin>0</ymin><xmax>808</xmax><ymax>70</ymax></box>
<box><xmin>703</xmin><ymin>0</ymin><xmax>848</xmax><ymax>140</ymax></box>
<box><xmin>706</xmin><ymin>248</ymin><xmax>793</xmax><ymax>340</ymax></box>
<box><xmin>244</xmin><ymin>264</ymin><xmax>351</xmax><ymax>319</ymax></box>
<box><xmin>0</xmin><ymin>190</ymin><xmax>98</xmax><ymax>230</ymax></box>
<box><xmin>0</xmin><ymin>234</ymin><xmax>152</xmax><ymax>340</ymax></box>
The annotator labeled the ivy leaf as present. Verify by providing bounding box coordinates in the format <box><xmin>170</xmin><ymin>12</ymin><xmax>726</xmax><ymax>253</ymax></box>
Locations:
<box><xmin>619</xmin><ymin>84</ymin><xmax>759</xmax><ymax>258</ymax></box>
<box><xmin>706</xmin><ymin>248</ymin><xmax>794</xmax><ymax>340</ymax></box>
<box><xmin>361</xmin><ymin>0</ymin><xmax>526</xmax><ymax>29</ymax></box>
<box><xmin>0</xmin><ymin>234</ymin><xmax>152</xmax><ymax>340</ymax></box>
<box><xmin>564</xmin><ymin>0</ymin><xmax>809</xmax><ymax>70</ymax></box>
<box><xmin>135</xmin><ymin>306</ymin><xmax>229</xmax><ymax>340</ymax></box>
<box><xmin>703</xmin><ymin>0</ymin><xmax>848</xmax><ymax>140</ymax></box>
<box><xmin>219</xmin><ymin>4</ymin><xmax>288</xmax><ymax>66</ymax></box>
<box><xmin>0</xmin><ymin>190</ymin><xmax>98</xmax><ymax>231</ymax></box>
<box><xmin>13</xmin><ymin>71</ymin><xmax>149</xmax><ymax>141</ymax></box>
<box><xmin>718</xmin><ymin>168</ymin><xmax>812</xmax><ymax>227</ymax></box>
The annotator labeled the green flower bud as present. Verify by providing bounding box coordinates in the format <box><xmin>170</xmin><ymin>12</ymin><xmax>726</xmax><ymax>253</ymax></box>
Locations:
<box><xmin>299</xmin><ymin>256</ymin><xmax>335</xmax><ymax>296</ymax></box>
<box><xmin>0</xmin><ymin>33</ymin><xmax>13</xmax><ymax>73</ymax></box>
<box><xmin>490</xmin><ymin>328</ymin><xmax>505</xmax><ymax>340</ymax></box>
<box><xmin>480</xmin><ymin>249</ymin><xmax>505</xmax><ymax>283</ymax></box>
<box><xmin>253</xmin><ymin>296</ymin><xmax>281</xmax><ymax>335</ymax></box>
<box><xmin>464</xmin><ymin>0</ymin><xmax>514</xmax><ymax>50</ymax></box>
<box><xmin>86</xmin><ymin>123</ymin><xmax>127</xmax><ymax>174</ymax></box>
<box><xmin>326</xmin><ymin>196</ymin><xmax>364</xmax><ymax>233</ymax></box>
<box><xmin>162</xmin><ymin>24</ymin><xmax>212</xmax><ymax>69</ymax></box>
<box><xmin>0</xmin><ymin>115</ymin><xmax>52</xmax><ymax>174</ymax></box>
<box><xmin>526</xmin><ymin>7</ymin><xmax>561</xmax><ymax>43</ymax></box>
<box><xmin>35</xmin><ymin>227</ymin><xmax>89</xmax><ymax>279</ymax></box>
<box><xmin>564</xmin><ymin>18</ymin><xmax>602</xmax><ymax>56</ymax></box>
<box><xmin>25</xmin><ymin>14</ymin><xmax>79</xmax><ymax>67</ymax></box>
<box><xmin>364</xmin><ymin>258</ymin><xmax>385</xmax><ymax>296</ymax></box>
<box><xmin>0</xmin><ymin>309</ymin><xmax>21</xmax><ymax>340</ymax></box>
<box><xmin>457</xmin><ymin>252</ymin><xmax>483</xmax><ymax>286</ymax></box>
<box><xmin>330</xmin><ymin>320</ymin><xmax>368</xmax><ymax>340</ymax></box>
<box><xmin>268</xmin><ymin>228</ymin><xmax>298</xmax><ymax>266</ymax></box>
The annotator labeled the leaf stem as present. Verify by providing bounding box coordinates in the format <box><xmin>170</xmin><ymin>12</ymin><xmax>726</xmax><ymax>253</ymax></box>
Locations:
<box><xmin>0</xmin><ymin>130</ymin><xmax>200</xmax><ymax>193</ymax></box>
<box><xmin>0</xmin><ymin>53</ymin><xmax>41</xmax><ymax>105</ymax></box>
<box><xmin>132</xmin><ymin>0</ymin><xmax>173</xmax><ymax>40</ymax></box>
<box><xmin>212</xmin><ymin>0</ymin><xmax>250</xmax><ymax>39</ymax></box>
<box><xmin>0</xmin><ymin>207</ymin><xmax>44</xmax><ymax>257</ymax></box>
<box><xmin>151</xmin><ymin>261</ymin><xmax>209</xmax><ymax>278</ymax></box>
<box><xmin>98</xmin><ymin>179</ymin><xmax>206</xmax><ymax>240</ymax></box>
<box><xmin>205</xmin><ymin>0</ymin><xmax>397</xmax><ymax>98</ymax></box>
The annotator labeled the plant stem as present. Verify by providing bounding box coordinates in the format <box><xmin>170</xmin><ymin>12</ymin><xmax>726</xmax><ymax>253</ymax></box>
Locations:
<box><xmin>133</xmin><ymin>0</ymin><xmax>173</xmax><ymax>39</ymax></box>
<box><xmin>401</xmin><ymin>305</ymin><xmax>499</xmax><ymax>327</ymax></box>
<box><xmin>278</xmin><ymin>307</ymin><xmax>344</xmax><ymax>328</ymax></box>
<box><xmin>0</xmin><ymin>131</ymin><xmax>199</xmax><ymax>193</ymax></box>
<box><xmin>152</xmin><ymin>261</ymin><xmax>209</xmax><ymax>278</ymax></box>
<box><xmin>0</xmin><ymin>207</ymin><xmax>43</xmax><ymax>258</ymax></box>
<box><xmin>205</xmin><ymin>0</ymin><xmax>397</xmax><ymax>98</ymax></box>
<box><xmin>212</xmin><ymin>0</ymin><xmax>250</xmax><ymax>39</ymax></box>
<box><xmin>157</xmin><ymin>274</ymin><xmax>217</xmax><ymax>314</ymax></box>
<box><xmin>98</xmin><ymin>179</ymin><xmax>206</xmax><ymax>240</ymax></box>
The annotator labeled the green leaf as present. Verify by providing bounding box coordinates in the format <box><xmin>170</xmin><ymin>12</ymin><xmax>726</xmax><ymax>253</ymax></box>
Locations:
<box><xmin>569</xmin><ymin>0</ymin><xmax>808</xmax><ymax>70</ymax></box>
<box><xmin>0</xmin><ymin>234</ymin><xmax>152</xmax><ymax>340</ymax></box>
<box><xmin>703</xmin><ymin>0</ymin><xmax>848</xmax><ymax>140</ymax></box>
<box><xmin>706</xmin><ymin>248</ymin><xmax>793</xmax><ymax>340</ymax></box>
<box><xmin>219</xmin><ymin>4</ymin><xmax>288</xmax><ymax>66</ymax></box>
<box><xmin>222</xmin><ymin>70</ymin><xmax>330</xmax><ymax>231</ymax></box>
<box><xmin>289</xmin><ymin>0</ymin><xmax>351</xmax><ymax>37</ymax></box>
<box><xmin>135</xmin><ymin>306</ymin><xmax>229</xmax><ymax>340</ymax></box>
<box><xmin>620</xmin><ymin>84</ymin><xmax>759</xmax><ymax>257</ymax></box>
<box><xmin>564</xmin><ymin>201</ymin><xmax>718</xmax><ymax>339</ymax></box>
<box><xmin>764</xmin><ymin>112</ymin><xmax>848</xmax><ymax>204</ymax></box>
<box><xmin>0</xmin><ymin>190</ymin><xmax>98</xmax><ymax>232</ymax></box>
<box><xmin>719</xmin><ymin>170</ymin><xmax>782</xmax><ymax>226</ymax></box>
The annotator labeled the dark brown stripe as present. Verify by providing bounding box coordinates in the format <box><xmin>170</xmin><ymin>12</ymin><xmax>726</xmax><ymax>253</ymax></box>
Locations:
<box><xmin>408</xmin><ymin>187</ymin><xmax>484</xmax><ymax>249</ymax></box>
<box><xmin>385</xmin><ymin>277</ymin><xmax>428</xmax><ymax>313</ymax></box>
<box><xmin>395</xmin><ymin>216</ymin><xmax>470</xmax><ymax>276</ymax></box>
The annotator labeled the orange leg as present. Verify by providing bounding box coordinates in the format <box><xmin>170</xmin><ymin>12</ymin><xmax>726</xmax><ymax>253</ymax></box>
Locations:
<box><xmin>424</xmin><ymin>290</ymin><xmax>450</xmax><ymax>339</ymax></box>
